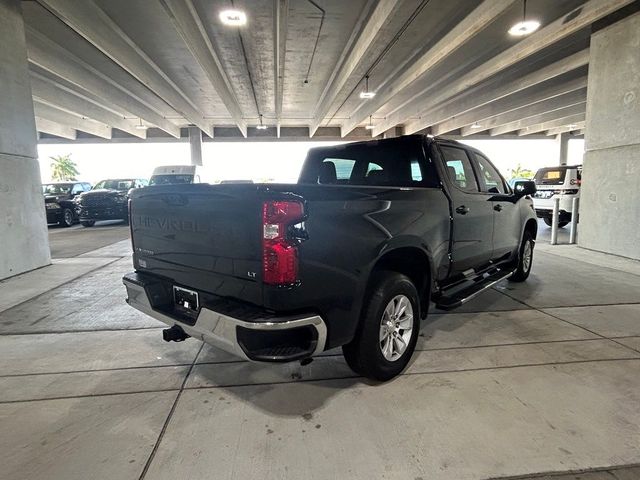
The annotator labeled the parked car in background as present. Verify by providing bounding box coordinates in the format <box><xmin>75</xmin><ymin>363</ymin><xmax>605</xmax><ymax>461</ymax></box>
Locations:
<box><xmin>76</xmin><ymin>178</ymin><xmax>148</xmax><ymax>227</ymax></box>
<box><xmin>532</xmin><ymin>165</ymin><xmax>582</xmax><ymax>228</ymax></box>
<box><xmin>149</xmin><ymin>165</ymin><xmax>200</xmax><ymax>185</ymax></box>
<box><xmin>42</xmin><ymin>181</ymin><xmax>92</xmax><ymax>227</ymax></box>
<box><xmin>123</xmin><ymin>135</ymin><xmax>537</xmax><ymax>381</ymax></box>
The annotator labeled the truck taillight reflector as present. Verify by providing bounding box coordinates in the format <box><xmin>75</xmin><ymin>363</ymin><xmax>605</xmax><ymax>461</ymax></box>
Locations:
<box><xmin>262</xmin><ymin>200</ymin><xmax>304</xmax><ymax>285</ymax></box>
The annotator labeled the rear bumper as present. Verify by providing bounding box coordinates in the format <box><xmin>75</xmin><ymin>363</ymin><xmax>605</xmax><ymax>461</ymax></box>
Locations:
<box><xmin>122</xmin><ymin>272</ymin><xmax>327</xmax><ymax>362</ymax></box>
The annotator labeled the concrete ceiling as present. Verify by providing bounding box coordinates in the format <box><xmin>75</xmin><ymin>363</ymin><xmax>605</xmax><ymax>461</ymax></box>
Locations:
<box><xmin>21</xmin><ymin>0</ymin><xmax>637</xmax><ymax>142</ymax></box>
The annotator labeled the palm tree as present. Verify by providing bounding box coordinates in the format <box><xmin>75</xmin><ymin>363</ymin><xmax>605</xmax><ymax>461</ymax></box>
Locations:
<box><xmin>509</xmin><ymin>163</ymin><xmax>534</xmax><ymax>179</ymax></box>
<box><xmin>50</xmin><ymin>154</ymin><xmax>79</xmax><ymax>181</ymax></box>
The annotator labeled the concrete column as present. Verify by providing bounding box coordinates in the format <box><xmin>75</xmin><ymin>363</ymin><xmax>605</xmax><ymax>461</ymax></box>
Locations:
<box><xmin>555</xmin><ymin>132</ymin><xmax>569</xmax><ymax>166</ymax></box>
<box><xmin>188</xmin><ymin>126</ymin><xmax>202</xmax><ymax>166</ymax></box>
<box><xmin>578</xmin><ymin>12</ymin><xmax>640</xmax><ymax>260</ymax></box>
<box><xmin>0</xmin><ymin>0</ymin><xmax>51</xmax><ymax>280</ymax></box>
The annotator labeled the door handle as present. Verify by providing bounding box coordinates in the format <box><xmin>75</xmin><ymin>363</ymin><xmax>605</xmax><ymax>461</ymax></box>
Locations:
<box><xmin>494</xmin><ymin>204</ymin><xmax>503</xmax><ymax>212</ymax></box>
<box><xmin>456</xmin><ymin>205</ymin><xmax>470</xmax><ymax>215</ymax></box>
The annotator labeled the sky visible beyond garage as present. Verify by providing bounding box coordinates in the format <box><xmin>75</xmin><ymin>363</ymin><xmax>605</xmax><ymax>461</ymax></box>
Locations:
<box><xmin>37</xmin><ymin>138</ymin><xmax>585</xmax><ymax>185</ymax></box>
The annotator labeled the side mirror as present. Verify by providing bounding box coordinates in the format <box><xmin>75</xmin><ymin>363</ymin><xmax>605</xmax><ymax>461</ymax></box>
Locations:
<box><xmin>514</xmin><ymin>180</ymin><xmax>536</xmax><ymax>196</ymax></box>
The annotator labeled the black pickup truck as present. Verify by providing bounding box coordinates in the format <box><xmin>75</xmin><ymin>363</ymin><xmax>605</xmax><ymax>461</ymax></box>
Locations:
<box><xmin>123</xmin><ymin>135</ymin><xmax>537</xmax><ymax>380</ymax></box>
<box><xmin>76</xmin><ymin>178</ymin><xmax>148</xmax><ymax>227</ymax></box>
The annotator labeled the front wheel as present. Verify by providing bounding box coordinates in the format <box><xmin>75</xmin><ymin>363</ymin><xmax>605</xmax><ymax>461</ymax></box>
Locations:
<box><xmin>59</xmin><ymin>208</ymin><xmax>74</xmax><ymax>228</ymax></box>
<box><xmin>81</xmin><ymin>220</ymin><xmax>95</xmax><ymax>227</ymax></box>
<box><xmin>509</xmin><ymin>231</ymin><xmax>534</xmax><ymax>282</ymax></box>
<box><xmin>342</xmin><ymin>271</ymin><xmax>420</xmax><ymax>381</ymax></box>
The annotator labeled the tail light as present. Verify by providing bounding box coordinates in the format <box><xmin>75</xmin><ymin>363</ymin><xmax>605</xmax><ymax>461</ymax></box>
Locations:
<box><xmin>262</xmin><ymin>200</ymin><xmax>304</xmax><ymax>286</ymax></box>
<box><xmin>128</xmin><ymin>199</ymin><xmax>135</xmax><ymax>253</ymax></box>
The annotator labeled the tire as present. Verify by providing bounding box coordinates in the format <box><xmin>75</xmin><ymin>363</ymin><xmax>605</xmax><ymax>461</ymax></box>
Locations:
<box><xmin>509</xmin><ymin>231</ymin><xmax>534</xmax><ymax>282</ymax></box>
<box><xmin>543</xmin><ymin>217</ymin><xmax>569</xmax><ymax>228</ymax></box>
<box><xmin>59</xmin><ymin>208</ymin><xmax>74</xmax><ymax>228</ymax></box>
<box><xmin>81</xmin><ymin>220</ymin><xmax>95</xmax><ymax>227</ymax></box>
<box><xmin>342</xmin><ymin>271</ymin><xmax>420</xmax><ymax>381</ymax></box>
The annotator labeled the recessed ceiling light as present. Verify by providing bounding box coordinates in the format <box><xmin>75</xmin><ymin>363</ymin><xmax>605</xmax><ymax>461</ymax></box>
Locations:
<box><xmin>135</xmin><ymin>118</ymin><xmax>148</xmax><ymax>130</ymax></box>
<box><xmin>220</xmin><ymin>9</ymin><xmax>246</xmax><ymax>26</ymax></box>
<box><xmin>508</xmin><ymin>20</ymin><xmax>540</xmax><ymax>36</ymax></box>
<box><xmin>470</xmin><ymin>122</ymin><xmax>482</xmax><ymax>129</ymax></box>
<box><xmin>359</xmin><ymin>75</ymin><xmax>376</xmax><ymax>99</ymax></box>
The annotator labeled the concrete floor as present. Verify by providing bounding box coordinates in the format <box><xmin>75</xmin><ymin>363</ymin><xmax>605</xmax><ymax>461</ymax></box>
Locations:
<box><xmin>0</xmin><ymin>223</ymin><xmax>639</xmax><ymax>479</ymax></box>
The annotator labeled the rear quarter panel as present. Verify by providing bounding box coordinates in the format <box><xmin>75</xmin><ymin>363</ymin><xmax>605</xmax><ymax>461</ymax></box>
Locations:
<box><xmin>264</xmin><ymin>184</ymin><xmax>450</xmax><ymax>347</ymax></box>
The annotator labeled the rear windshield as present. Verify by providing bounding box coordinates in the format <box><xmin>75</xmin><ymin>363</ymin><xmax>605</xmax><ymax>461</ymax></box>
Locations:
<box><xmin>534</xmin><ymin>168</ymin><xmax>568</xmax><ymax>185</ymax></box>
<box><xmin>93</xmin><ymin>179</ymin><xmax>135</xmax><ymax>190</ymax></box>
<box><xmin>149</xmin><ymin>174</ymin><xmax>194</xmax><ymax>186</ymax></box>
<box><xmin>299</xmin><ymin>137</ymin><xmax>438</xmax><ymax>188</ymax></box>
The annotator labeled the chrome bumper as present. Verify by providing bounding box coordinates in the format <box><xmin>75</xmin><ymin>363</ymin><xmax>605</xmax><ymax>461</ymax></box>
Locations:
<box><xmin>123</xmin><ymin>274</ymin><xmax>327</xmax><ymax>361</ymax></box>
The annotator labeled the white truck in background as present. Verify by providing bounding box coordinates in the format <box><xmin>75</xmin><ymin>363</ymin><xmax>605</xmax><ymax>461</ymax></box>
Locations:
<box><xmin>149</xmin><ymin>165</ymin><xmax>200</xmax><ymax>186</ymax></box>
<box><xmin>532</xmin><ymin>165</ymin><xmax>582</xmax><ymax>228</ymax></box>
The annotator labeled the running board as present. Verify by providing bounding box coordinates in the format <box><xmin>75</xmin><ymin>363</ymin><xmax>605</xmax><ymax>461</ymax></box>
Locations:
<box><xmin>435</xmin><ymin>268</ymin><xmax>515</xmax><ymax>311</ymax></box>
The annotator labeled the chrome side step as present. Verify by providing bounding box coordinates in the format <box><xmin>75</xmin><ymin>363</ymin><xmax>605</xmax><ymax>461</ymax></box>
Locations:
<box><xmin>435</xmin><ymin>268</ymin><xmax>515</xmax><ymax>311</ymax></box>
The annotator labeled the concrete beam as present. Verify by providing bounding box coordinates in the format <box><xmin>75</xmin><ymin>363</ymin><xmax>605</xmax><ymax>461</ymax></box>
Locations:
<box><xmin>486</xmin><ymin>100</ymin><xmax>586</xmax><ymax>136</ymax></box>
<box><xmin>26</xmin><ymin>29</ymin><xmax>181</xmax><ymax>138</ymax></box>
<box><xmin>309</xmin><ymin>0</ymin><xmax>402</xmax><ymax>136</ymax></box>
<box><xmin>33</xmin><ymin>100</ymin><xmax>112</xmax><ymax>139</ymax></box>
<box><xmin>30</xmin><ymin>73</ymin><xmax>147</xmax><ymax>139</ymax></box>
<box><xmin>382</xmin><ymin>0</ymin><xmax>634</xmax><ymax>136</ymax></box>
<box><xmin>341</xmin><ymin>0</ymin><xmax>516</xmax><ymax>137</ymax></box>
<box><xmin>433</xmin><ymin>76</ymin><xmax>588</xmax><ymax>135</ymax></box>
<box><xmin>38</xmin><ymin>0</ymin><xmax>212</xmax><ymax>136</ymax></box>
<box><xmin>518</xmin><ymin>114</ymin><xmax>586</xmax><ymax>136</ymax></box>
<box><xmin>274</xmin><ymin>0</ymin><xmax>288</xmax><ymax>129</ymax></box>
<box><xmin>34</xmin><ymin>116</ymin><xmax>76</xmax><ymax>140</ymax></box>
<box><xmin>546</xmin><ymin>122</ymin><xmax>586</xmax><ymax>136</ymax></box>
<box><xmin>159</xmin><ymin>0</ymin><xmax>245</xmax><ymax>136</ymax></box>
<box><xmin>404</xmin><ymin>49</ymin><xmax>590</xmax><ymax>136</ymax></box>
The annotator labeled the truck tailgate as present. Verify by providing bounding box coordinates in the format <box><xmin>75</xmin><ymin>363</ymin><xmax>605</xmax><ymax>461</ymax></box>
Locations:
<box><xmin>129</xmin><ymin>184</ymin><xmax>263</xmax><ymax>305</ymax></box>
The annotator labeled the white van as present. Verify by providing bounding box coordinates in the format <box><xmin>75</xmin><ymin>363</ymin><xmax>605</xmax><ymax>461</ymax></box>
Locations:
<box><xmin>149</xmin><ymin>165</ymin><xmax>200</xmax><ymax>186</ymax></box>
<box><xmin>532</xmin><ymin>165</ymin><xmax>582</xmax><ymax>228</ymax></box>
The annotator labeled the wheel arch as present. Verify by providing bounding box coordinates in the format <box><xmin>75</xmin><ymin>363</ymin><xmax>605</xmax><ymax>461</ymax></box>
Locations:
<box><xmin>366</xmin><ymin>246</ymin><xmax>433</xmax><ymax>320</ymax></box>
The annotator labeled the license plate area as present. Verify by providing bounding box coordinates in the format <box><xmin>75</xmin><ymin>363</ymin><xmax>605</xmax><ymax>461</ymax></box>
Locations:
<box><xmin>173</xmin><ymin>286</ymin><xmax>199</xmax><ymax>313</ymax></box>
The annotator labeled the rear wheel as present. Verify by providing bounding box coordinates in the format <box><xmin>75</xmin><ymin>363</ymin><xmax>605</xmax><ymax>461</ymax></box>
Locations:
<box><xmin>509</xmin><ymin>231</ymin><xmax>534</xmax><ymax>282</ymax></box>
<box><xmin>81</xmin><ymin>220</ymin><xmax>95</xmax><ymax>227</ymax></box>
<box><xmin>59</xmin><ymin>208</ymin><xmax>74</xmax><ymax>228</ymax></box>
<box><xmin>342</xmin><ymin>271</ymin><xmax>420</xmax><ymax>381</ymax></box>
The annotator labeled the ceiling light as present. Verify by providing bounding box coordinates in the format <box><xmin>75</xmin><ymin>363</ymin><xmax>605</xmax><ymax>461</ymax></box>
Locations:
<box><xmin>509</xmin><ymin>20</ymin><xmax>540</xmax><ymax>36</ymax></box>
<box><xmin>470</xmin><ymin>122</ymin><xmax>482</xmax><ymax>129</ymax></box>
<box><xmin>135</xmin><ymin>118</ymin><xmax>148</xmax><ymax>130</ymax></box>
<box><xmin>219</xmin><ymin>9</ymin><xmax>246</xmax><ymax>26</ymax></box>
<box><xmin>359</xmin><ymin>75</ymin><xmax>376</xmax><ymax>100</ymax></box>
<box><xmin>365</xmin><ymin>115</ymin><xmax>375</xmax><ymax>130</ymax></box>
<box><xmin>509</xmin><ymin>0</ymin><xmax>540</xmax><ymax>36</ymax></box>
<box><xmin>256</xmin><ymin>114</ymin><xmax>268</xmax><ymax>130</ymax></box>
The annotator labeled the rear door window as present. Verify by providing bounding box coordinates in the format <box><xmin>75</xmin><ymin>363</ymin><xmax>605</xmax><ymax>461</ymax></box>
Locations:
<box><xmin>440</xmin><ymin>146</ymin><xmax>479</xmax><ymax>193</ymax></box>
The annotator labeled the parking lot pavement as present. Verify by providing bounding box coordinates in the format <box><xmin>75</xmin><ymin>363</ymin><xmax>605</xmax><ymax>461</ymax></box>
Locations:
<box><xmin>48</xmin><ymin>220</ymin><xmax>131</xmax><ymax>258</ymax></box>
<box><xmin>1</xmin><ymin>239</ymin><xmax>639</xmax><ymax>480</ymax></box>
